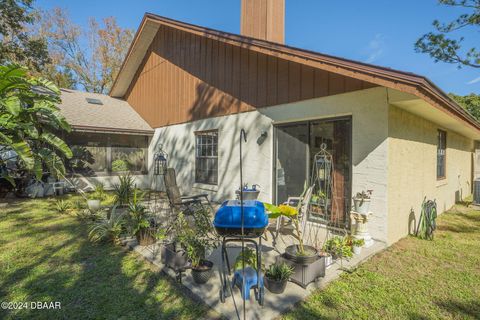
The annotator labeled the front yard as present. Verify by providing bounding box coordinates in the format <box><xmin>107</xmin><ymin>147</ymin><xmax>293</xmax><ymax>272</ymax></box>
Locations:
<box><xmin>1</xmin><ymin>196</ymin><xmax>479</xmax><ymax>320</ymax></box>
<box><xmin>0</xmin><ymin>195</ymin><xmax>212</xmax><ymax>320</ymax></box>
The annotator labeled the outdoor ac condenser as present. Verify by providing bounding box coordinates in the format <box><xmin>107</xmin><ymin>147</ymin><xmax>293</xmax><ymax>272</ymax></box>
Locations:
<box><xmin>473</xmin><ymin>179</ymin><xmax>480</xmax><ymax>205</ymax></box>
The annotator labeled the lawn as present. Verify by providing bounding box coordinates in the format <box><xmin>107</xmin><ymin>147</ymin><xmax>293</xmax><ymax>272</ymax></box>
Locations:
<box><xmin>284</xmin><ymin>205</ymin><xmax>480</xmax><ymax>320</ymax></box>
<box><xmin>0</xmin><ymin>195</ymin><xmax>213</xmax><ymax>320</ymax></box>
<box><xmin>1</xmin><ymin>196</ymin><xmax>479</xmax><ymax>320</ymax></box>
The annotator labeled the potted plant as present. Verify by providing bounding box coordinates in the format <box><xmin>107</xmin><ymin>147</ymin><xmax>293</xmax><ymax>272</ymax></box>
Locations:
<box><xmin>323</xmin><ymin>236</ymin><xmax>353</xmax><ymax>261</ymax></box>
<box><xmin>319</xmin><ymin>250</ymin><xmax>333</xmax><ymax>269</ymax></box>
<box><xmin>353</xmin><ymin>190</ymin><xmax>373</xmax><ymax>214</ymax></box>
<box><xmin>264</xmin><ymin>263</ymin><xmax>294</xmax><ymax>294</ymax></box>
<box><xmin>265</xmin><ymin>203</ymin><xmax>318</xmax><ymax>264</ymax></box>
<box><xmin>180</xmin><ymin>232</ymin><xmax>214</xmax><ymax>284</ymax></box>
<box><xmin>127</xmin><ymin>189</ymin><xmax>155</xmax><ymax>246</ymax></box>
<box><xmin>352</xmin><ymin>238</ymin><xmax>365</xmax><ymax>255</ymax></box>
<box><xmin>87</xmin><ymin>183</ymin><xmax>106</xmax><ymax>211</ymax></box>
<box><xmin>113</xmin><ymin>173</ymin><xmax>135</xmax><ymax>207</ymax></box>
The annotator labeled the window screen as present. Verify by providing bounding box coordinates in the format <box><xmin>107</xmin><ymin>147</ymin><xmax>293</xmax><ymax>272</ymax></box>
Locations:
<box><xmin>437</xmin><ymin>130</ymin><xmax>446</xmax><ymax>179</ymax></box>
<box><xmin>195</xmin><ymin>131</ymin><xmax>218</xmax><ymax>185</ymax></box>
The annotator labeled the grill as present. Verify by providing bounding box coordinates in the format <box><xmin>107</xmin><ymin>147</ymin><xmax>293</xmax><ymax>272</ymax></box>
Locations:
<box><xmin>213</xmin><ymin>200</ymin><xmax>268</xmax><ymax>237</ymax></box>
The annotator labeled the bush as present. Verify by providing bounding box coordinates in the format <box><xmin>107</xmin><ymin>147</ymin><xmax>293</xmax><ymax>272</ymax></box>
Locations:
<box><xmin>88</xmin><ymin>206</ymin><xmax>125</xmax><ymax>244</ymax></box>
<box><xmin>112</xmin><ymin>159</ymin><xmax>129</xmax><ymax>172</ymax></box>
<box><xmin>54</xmin><ymin>199</ymin><xmax>71</xmax><ymax>214</ymax></box>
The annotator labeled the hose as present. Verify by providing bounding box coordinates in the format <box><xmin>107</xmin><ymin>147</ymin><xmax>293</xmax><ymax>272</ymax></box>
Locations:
<box><xmin>416</xmin><ymin>198</ymin><xmax>437</xmax><ymax>240</ymax></box>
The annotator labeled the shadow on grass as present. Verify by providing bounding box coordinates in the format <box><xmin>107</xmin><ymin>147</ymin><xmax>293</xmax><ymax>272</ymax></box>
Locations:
<box><xmin>0</xmin><ymin>198</ymin><xmax>209</xmax><ymax>320</ymax></box>
<box><xmin>435</xmin><ymin>300</ymin><xmax>480</xmax><ymax>320</ymax></box>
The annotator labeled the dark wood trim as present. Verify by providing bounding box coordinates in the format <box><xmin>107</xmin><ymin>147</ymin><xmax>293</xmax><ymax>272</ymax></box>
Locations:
<box><xmin>111</xmin><ymin>13</ymin><xmax>480</xmax><ymax>133</ymax></box>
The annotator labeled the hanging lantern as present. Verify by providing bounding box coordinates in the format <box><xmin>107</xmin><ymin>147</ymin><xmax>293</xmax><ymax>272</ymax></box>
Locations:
<box><xmin>154</xmin><ymin>152</ymin><xmax>167</xmax><ymax>175</ymax></box>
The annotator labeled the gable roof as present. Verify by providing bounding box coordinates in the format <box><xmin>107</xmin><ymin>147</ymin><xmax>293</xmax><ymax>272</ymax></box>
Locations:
<box><xmin>58</xmin><ymin>89</ymin><xmax>153</xmax><ymax>135</ymax></box>
<box><xmin>110</xmin><ymin>13</ymin><xmax>480</xmax><ymax>134</ymax></box>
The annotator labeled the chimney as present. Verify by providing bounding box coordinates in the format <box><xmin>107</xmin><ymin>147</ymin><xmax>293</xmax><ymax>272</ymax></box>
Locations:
<box><xmin>241</xmin><ymin>0</ymin><xmax>285</xmax><ymax>44</ymax></box>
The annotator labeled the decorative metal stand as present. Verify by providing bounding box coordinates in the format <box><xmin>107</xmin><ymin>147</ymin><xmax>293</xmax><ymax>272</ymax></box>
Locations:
<box><xmin>350</xmin><ymin>211</ymin><xmax>373</xmax><ymax>248</ymax></box>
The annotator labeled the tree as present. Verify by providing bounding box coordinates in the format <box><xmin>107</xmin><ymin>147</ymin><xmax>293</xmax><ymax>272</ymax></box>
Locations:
<box><xmin>0</xmin><ymin>64</ymin><xmax>72</xmax><ymax>185</ymax></box>
<box><xmin>0</xmin><ymin>0</ymin><xmax>50</xmax><ymax>71</ymax></box>
<box><xmin>36</xmin><ymin>8</ymin><xmax>134</xmax><ymax>93</ymax></box>
<box><xmin>415</xmin><ymin>0</ymin><xmax>480</xmax><ymax>69</ymax></box>
<box><xmin>449</xmin><ymin>93</ymin><xmax>480</xmax><ymax>119</ymax></box>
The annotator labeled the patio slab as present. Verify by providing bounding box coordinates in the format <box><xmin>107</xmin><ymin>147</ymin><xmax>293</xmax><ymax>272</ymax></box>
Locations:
<box><xmin>123</xmin><ymin>218</ymin><xmax>386</xmax><ymax>320</ymax></box>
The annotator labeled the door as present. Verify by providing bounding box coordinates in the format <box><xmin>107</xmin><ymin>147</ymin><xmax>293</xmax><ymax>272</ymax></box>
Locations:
<box><xmin>275</xmin><ymin>123</ymin><xmax>308</xmax><ymax>205</ymax></box>
<box><xmin>274</xmin><ymin>117</ymin><xmax>352</xmax><ymax>225</ymax></box>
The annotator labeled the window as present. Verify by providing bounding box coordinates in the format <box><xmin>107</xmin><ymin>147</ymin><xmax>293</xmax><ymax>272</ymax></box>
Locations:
<box><xmin>437</xmin><ymin>130</ymin><xmax>446</xmax><ymax>179</ymax></box>
<box><xmin>195</xmin><ymin>130</ymin><xmax>218</xmax><ymax>185</ymax></box>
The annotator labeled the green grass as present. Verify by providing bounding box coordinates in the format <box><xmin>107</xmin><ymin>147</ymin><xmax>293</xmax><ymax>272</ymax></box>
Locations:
<box><xmin>0</xmin><ymin>195</ymin><xmax>212</xmax><ymax>320</ymax></box>
<box><xmin>284</xmin><ymin>205</ymin><xmax>480</xmax><ymax>320</ymax></box>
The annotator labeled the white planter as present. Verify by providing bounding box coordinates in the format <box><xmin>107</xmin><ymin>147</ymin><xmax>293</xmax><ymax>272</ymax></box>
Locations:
<box><xmin>87</xmin><ymin>200</ymin><xmax>101</xmax><ymax>211</ymax></box>
<box><xmin>353</xmin><ymin>198</ymin><xmax>371</xmax><ymax>214</ymax></box>
<box><xmin>353</xmin><ymin>245</ymin><xmax>362</xmax><ymax>255</ymax></box>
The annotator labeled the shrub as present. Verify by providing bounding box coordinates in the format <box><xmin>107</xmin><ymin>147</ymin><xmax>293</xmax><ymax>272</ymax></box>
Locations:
<box><xmin>113</xmin><ymin>173</ymin><xmax>135</xmax><ymax>206</ymax></box>
<box><xmin>54</xmin><ymin>199</ymin><xmax>70</xmax><ymax>214</ymax></box>
<box><xmin>112</xmin><ymin>159</ymin><xmax>129</xmax><ymax>172</ymax></box>
<box><xmin>88</xmin><ymin>206</ymin><xmax>125</xmax><ymax>244</ymax></box>
<box><xmin>265</xmin><ymin>263</ymin><xmax>294</xmax><ymax>281</ymax></box>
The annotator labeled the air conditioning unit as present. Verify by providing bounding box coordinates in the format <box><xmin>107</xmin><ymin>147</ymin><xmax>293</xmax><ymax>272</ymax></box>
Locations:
<box><xmin>474</xmin><ymin>179</ymin><xmax>480</xmax><ymax>205</ymax></box>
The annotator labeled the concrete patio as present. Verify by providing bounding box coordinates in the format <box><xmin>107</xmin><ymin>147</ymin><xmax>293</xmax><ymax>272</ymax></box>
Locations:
<box><xmin>123</xmin><ymin>201</ymin><xmax>386</xmax><ymax>320</ymax></box>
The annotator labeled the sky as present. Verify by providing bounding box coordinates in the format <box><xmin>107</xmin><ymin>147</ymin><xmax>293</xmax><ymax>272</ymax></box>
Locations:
<box><xmin>35</xmin><ymin>0</ymin><xmax>480</xmax><ymax>95</ymax></box>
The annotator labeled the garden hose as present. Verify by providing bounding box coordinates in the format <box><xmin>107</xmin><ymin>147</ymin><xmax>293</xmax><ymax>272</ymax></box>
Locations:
<box><xmin>416</xmin><ymin>198</ymin><xmax>437</xmax><ymax>240</ymax></box>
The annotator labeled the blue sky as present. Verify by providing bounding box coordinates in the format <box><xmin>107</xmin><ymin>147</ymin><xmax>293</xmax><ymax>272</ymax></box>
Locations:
<box><xmin>36</xmin><ymin>0</ymin><xmax>480</xmax><ymax>95</ymax></box>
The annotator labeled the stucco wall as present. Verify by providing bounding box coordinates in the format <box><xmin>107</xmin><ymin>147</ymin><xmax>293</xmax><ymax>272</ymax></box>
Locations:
<box><xmin>387</xmin><ymin>105</ymin><xmax>473</xmax><ymax>244</ymax></box>
<box><xmin>151</xmin><ymin>87</ymin><xmax>390</xmax><ymax>242</ymax></box>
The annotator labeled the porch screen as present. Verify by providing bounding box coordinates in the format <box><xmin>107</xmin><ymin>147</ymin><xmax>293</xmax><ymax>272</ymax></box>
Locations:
<box><xmin>195</xmin><ymin>130</ymin><xmax>218</xmax><ymax>185</ymax></box>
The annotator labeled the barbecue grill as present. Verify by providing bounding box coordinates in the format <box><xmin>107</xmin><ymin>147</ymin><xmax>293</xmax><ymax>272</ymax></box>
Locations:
<box><xmin>213</xmin><ymin>200</ymin><xmax>268</xmax><ymax>237</ymax></box>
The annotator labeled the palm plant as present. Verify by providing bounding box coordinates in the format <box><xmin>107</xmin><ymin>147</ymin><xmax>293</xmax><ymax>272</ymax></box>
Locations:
<box><xmin>0</xmin><ymin>64</ymin><xmax>72</xmax><ymax>185</ymax></box>
<box><xmin>54</xmin><ymin>199</ymin><xmax>70</xmax><ymax>214</ymax></box>
<box><xmin>88</xmin><ymin>206</ymin><xmax>125</xmax><ymax>244</ymax></box>
<box><xmin>113</xmin><ymin>173</ymin><xmax>135</xmax><ymax>206</ymax></box>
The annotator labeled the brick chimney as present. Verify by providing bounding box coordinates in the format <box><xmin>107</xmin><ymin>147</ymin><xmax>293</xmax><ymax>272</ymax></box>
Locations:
<box><xmin>240</xmin><ymin>0</ymin><xmax>285</xmax><ymax>44</ymax></box>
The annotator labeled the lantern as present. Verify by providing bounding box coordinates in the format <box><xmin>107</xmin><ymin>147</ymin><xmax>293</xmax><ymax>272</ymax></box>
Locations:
<box><xmin>153</xmin><ymin>152</ymin><xmax>167</xmax><ymax>175</ymax></box>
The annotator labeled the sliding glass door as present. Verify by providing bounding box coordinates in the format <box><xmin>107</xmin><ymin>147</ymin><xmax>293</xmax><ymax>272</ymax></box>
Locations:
<box><xmin>274</xmin><ymin>117</ymin><xmax>352</xmax><ymax>225</ymax></box>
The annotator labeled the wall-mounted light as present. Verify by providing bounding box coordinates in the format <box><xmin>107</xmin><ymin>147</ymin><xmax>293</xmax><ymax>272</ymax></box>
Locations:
<box><xmin>153</xmin><ymin>152</ymin><xmax>167</xmax><ymax>175</ymax></box>
<box><xmin>257</xmin><ymin>130</ymin><xmax>268</xmax><ymax>145</ymax></box>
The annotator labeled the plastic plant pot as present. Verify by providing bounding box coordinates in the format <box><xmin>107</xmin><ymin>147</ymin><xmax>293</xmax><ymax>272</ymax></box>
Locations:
<box><xmin>353</xmin><ymin>198</ymin><xmax>371</xmax><ymax>214</ymax></box>
<box><xmin>191</xmin><ymin>260</ymin><xmax>214</xmax><ymax>284</ymax></box>
<box><xmin>284</xmin><ymin>245</ymin><xmax>318</xmax><ymax>265</ymax></box>
<box><xmin>87</xmin><ymin>199</ymin><xmax>101</xmax><ymax>211</ymax></box>
<box><xmin>264</xmin><ymin>277</ymin><xmax>288</xmax><ymax>294</ymax></box>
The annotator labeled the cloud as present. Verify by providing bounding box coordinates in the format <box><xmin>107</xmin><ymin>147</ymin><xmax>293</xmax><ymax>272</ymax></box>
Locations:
<box><xmin>467</xmin><ymin>76</ymin><xmax>480</xmax><ymax>85</ymax></box>
<box><xmin>364</xmin><ymin>34</ymin><xmax>385</xmax><ymax>64</ymax></box>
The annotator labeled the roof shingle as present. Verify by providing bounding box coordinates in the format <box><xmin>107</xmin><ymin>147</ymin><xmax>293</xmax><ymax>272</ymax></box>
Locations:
<box><xmin>58</xmin><ymin>89</ymin><xmax>153</xmax><ymax>134</ymax></box>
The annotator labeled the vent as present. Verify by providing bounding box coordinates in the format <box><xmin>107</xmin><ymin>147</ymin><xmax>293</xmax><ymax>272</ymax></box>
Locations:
<box><xmin>86</xmin><ymin>97</ymin><xmax>103</xmax><ymax>105</ymax></box>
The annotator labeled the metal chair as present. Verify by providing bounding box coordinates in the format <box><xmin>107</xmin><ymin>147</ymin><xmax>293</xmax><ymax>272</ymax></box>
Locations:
<box><xmin>271</xmin><ymin>186</ymin><xmax>313</xmax><ymax>246</ymax></box>
<box><xmin>163</xmin><ymin>168</ymin><xmax>213</xmax><ymax>215</ymax></box>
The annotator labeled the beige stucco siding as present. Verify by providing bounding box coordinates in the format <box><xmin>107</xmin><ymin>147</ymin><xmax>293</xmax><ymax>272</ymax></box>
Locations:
<box><xmin>387</xmin><ymin>105</ymin><xmax>473</xmax><ymax>244</ymax></box>
<box><xmin>151</xmin><ymin>87</ymin><xmax>390</xmax><ymax>242</ymax></box>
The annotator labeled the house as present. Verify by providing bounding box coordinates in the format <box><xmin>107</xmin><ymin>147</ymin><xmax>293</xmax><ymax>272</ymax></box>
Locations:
<box><xmin>57</xmin><ymin>88</ymin><xmax>154</xmax><ymax>189</ymax></box>
<box><xmin>66</xmin><ymin>0</ymin><xmax>480</xmax><ymax>245</ymax></box>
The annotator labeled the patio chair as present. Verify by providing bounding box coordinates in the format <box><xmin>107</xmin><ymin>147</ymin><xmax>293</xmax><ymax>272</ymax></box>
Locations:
<box><xmin>163</xmin><ymin>168</ymin><xmax>213</xmax><ymax>215</ymax></box>
<box><xmin>271</xmin><ymin>186</ymin><xmax>313</xmax><ymax>246</ymax></box>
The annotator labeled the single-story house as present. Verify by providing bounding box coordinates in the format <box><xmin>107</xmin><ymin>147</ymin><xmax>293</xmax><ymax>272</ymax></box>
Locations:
<box><xmin>62</xmin><ymin>0</ymin><xmax>480</xmax><ymax>245</ymax></box>
<box><xmin>58</xmin><ymin>88</ymin><xmax>154</xmax><ymax>189</ymax></box>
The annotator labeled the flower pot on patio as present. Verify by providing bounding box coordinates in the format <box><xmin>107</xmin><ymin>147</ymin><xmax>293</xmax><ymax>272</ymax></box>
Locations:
<box><xmin>264</xmin><ymin>277</ymin><xmax>288</xmax><ymax>294</ymax></box>
<box><xmin>284</xmin><ymin>244</ymin><xmax>318</xmax><ymax>265</ymax></box>
<box><xmin>87</xmin><ymin>199</ymin><xmax>101</xmax><ymax>211</ymax></box>
<box><xmin>353</xmin><ymin>198</ymin><xmax>370</xmax><ymax>214</ymax></box>
<box><xmin>353</xmin><ymin>245</ymin><xmax>362</xmax><ymax>255</ymax></box>
<box><xmin>191</xmin><ymin>260</ymin><xmax>214</xmax><ymax>284</ymax></box>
